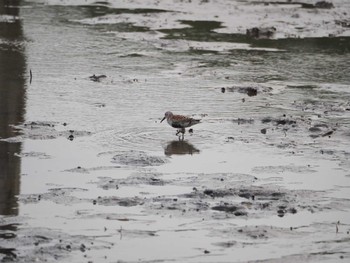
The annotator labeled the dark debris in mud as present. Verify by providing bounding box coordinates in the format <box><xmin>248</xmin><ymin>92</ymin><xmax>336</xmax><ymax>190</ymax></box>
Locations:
<box><xmin>45</xmin><ymin>172</ymin><xmax>322</xmax><ymax>220</ymax></box>
<box><xmin>97</xmin><ymin>174</ymin><xmax>167</xmax><ymax>190</ymax></box>
<box><xmin>1</xmin><ymin>121</ymin><xmax>92</xmax><ymax>142</ymax></box>
<box><xmin>309</xmin><ymin>123</ymin><xmax>336</xmax><ymax>138</ymax></box>
<box><xmin>177</xmin><ymin>185</ymin><xmax>305</xmax><ymax>218</ymax></box>
<box><xmin>221</xmin><ymin>85</ymin><xmax>272</xmax><ymax>96</ymax></box>
<box><xmin>64</xmin><ymin>165</ymin><xmax>121</xmax><ymax>174</ymax></box>
<box><xmin>246</xmin><ymin>27</ymin><xmax>276</xmax><ymax>39</ymax></box>
<box><xmin>89</xmin><ymin>74</ymin><xmax>107</xmax><ymax>82</ymax></box>
<box><xmin>124</xmin><ymin>172</ymin><xmax>330</xmax><ymax>220</ymax></box>
<box><xmin>0</xmin><ymin>218</ymin><xmax>113</xmax><ymax>263</ymax></box>
<box><xmin>18</xmin><ymin>188</ymin><xmax>89</xmax><ymax>205</ymax></box>
<box><xmin>253</xmin><ymin>1</ymin><xmax>334</xmax><ymax>9</ymax></box>
<box><xmin>94</xmin><ymin>196</ymin><xmax>144</xmax><ymax>207</ymax></box>
<box><xmin>335</xmin><ymin>19</ymin><xmax>350</xmax><ymax>28</ymax></box>
<box><xmin>111</xmin><ymin>150</ymin><xmax>168</xmax><ymax>167</ymax></box>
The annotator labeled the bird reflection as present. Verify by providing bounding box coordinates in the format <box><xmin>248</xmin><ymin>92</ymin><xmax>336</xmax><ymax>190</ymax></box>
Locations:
<box><xmin>164</xmin><ymin>140</ymin><xmax>200</xmax><ymax>156</ymax></box>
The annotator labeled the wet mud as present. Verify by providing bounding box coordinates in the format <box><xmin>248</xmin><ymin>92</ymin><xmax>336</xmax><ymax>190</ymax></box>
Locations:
<box><xmin>1</xmin><ymin>0</ymin><xmax>350</xmax><ymax>262</ymax></box>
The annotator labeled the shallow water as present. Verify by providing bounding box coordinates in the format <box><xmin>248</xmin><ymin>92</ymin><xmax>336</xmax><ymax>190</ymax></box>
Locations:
<box><xmin>1</xmin><ymin>0</ymin><xmax>350</xmax><ymax>262</ymax></box>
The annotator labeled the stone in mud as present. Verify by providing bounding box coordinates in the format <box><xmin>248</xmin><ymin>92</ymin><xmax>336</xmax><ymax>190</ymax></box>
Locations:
<box><xmin>18</xmin><ymin>188</ymin><xmax>88</xmax><ymax>205</ymax></box>
<box><xmin>0</xmin><ymin>248</ymin><xmax>17</xmax><ymax>260</ymax></box>
<box><xmin>212</xmin><ymin>205</ymin><xmax>238</xmax><ymax>213</ymax></box>
<box><xmin>309</xmin><ymin>126</ymin><xmax>322</xmax><ymax>133</ymax></box>
<box><xmin>96</xmin><ymin>196</ymin><xmax>143</xmax><ymax>207</ymax></box>
<box><xmin>246</xmin><ymin>27</ymin><xmax>276</xmax><ymax>39</ymax></box>
<box><xmin>2</xmin><ymin>121</ymin><xmax>92</xmax><ymax>142</ymax></box>
<box><xmin>213</xmin><ymin>241</ymin><xmax>237</xmax><ymax>248</ymax></box>
<box><xmin>0</xmin><ymin>217</ymin><xmax>110</xmax><ymax>263</ymax></box>
<box><xmin>298</xmin><ymin>1</ymin><xmax>333</xmax><ymax>8</ymax></box>
<box><xmin>335</xmin><ymin>19</ymin><xmax>350</xmax><ymax>28</ymax></box>
<box><xmin>212</xmin><ymin>205</ymin><xmax>247</xmax><ymax>216</ymax></box>
<box><xmin>246</xmin><ymin>87</ymin><xmax>257</xmax><ymax>97</ymax></box>
<box><xmin>203</xmin><ymin>189</ymin><xmax>235</xmax><ymax>198</ymax></box>
<box><xmin>261</xmin><ymin>117</ymin><xmax>296</xmax><ymax>126</ymax></box>
<box><xmin>321</xmin><ymin>130</ymin><xmax>333</xmax><ymax>137</ymax></box>
<box><xmin>89</xmin><ymin>74</ymin><xmax>107</xmax><ymax>82</ymax></box>
<box><xmin>224</xmin><ymin>85</ymin><xmax>272</xmax><ymax>95</ymax></box>
<box><xmin>277</xmin><ymin>209</ymin><xmax>285</xmax><ymax>217</ymax></box>
<box><xmin>232</xmin><ymin>118</ymin><xmax>254</xmax><ymax>125</ymax></box>
<box><xmin>97</xmin><ymin>174</ymin><xmax>166</xmax><ymax>189</ymax></box>
<box><xmin>238</xmin><ymin>192</ymin><xmax>252</xmax><ymax>199</ymax></box>
<box><xmin>238</xmin><ymin>87</ymin><xmax>257</xmax><ymax>96</ymax></box>
<box><xmin>276</xmin><ymin>119</ymin><xmax>296</xmax><ymax>126</ymax></box>
<box><xmin>308</xmin><ymin>123</ymin><xmax>335</xmax><ymax>138</ymax></box>
<box><xmin>314</xmin><ymin>1</ymin><xmax>334</xmax><ymax>9</ymax></box>
<box><xmin>288</xmin><ymin>207</ymin><xmax>298</xmax><ymax>214</ymax></box>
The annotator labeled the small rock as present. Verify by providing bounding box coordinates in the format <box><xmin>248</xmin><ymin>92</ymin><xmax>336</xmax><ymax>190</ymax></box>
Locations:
<box><xmin>246</xmin><ymin>27</ymin><xmax>276</xmax><ymax>39</ymax></box>
<box><xmin>288</xmin><ymin>208</ymin><xmax>298</xmax><ymax>214</ymax></box>
<box><xmin>277</xmin><ymin>209</ymin><xmax>285</xmax><ymax>217</ymax></box>
<box><xmin>89</xmin><ymin>74</ymin><xmax>107</xmax><ymax>82</ymax></box>
<box><xmin>315</xmin><ymin>1</ymin><xmax>334</xmax><ymax>9</ymax></box>
<box><xmin>322</xmin><ymin>130</ymin><xmax>333</xmax><ymax>137</ymax></box>
<box><xmin>335</xmin><ymin>19</ymin><xmax>350</xmax><ymax>28</ymax></box>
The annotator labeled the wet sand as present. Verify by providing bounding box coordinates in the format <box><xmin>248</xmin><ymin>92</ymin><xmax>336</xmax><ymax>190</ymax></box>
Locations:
<box><xmin>1</xmin><ymin>0</ymin><xmax>350</xmax><ymax>262</ymax></box>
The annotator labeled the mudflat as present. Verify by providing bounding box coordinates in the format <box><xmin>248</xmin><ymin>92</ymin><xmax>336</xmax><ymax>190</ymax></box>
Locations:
<box><xmin>1</xmin><ymin>0</ymin><xmax>350</xmax><ymax>262</ymax></box>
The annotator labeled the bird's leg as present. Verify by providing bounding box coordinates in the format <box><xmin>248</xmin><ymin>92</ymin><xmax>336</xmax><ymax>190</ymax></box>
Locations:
<box><xmin>178</xmin><ymin>128</ymin><xmax>185</xmax><ymax>141</ymax></box>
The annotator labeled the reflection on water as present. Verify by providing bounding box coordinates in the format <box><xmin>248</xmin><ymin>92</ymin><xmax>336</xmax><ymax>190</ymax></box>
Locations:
<box><xmin>164</xmin><ymin>140</ymin><xmax>200</xmax><ymax>156</ymax></box>
<box><xmin>0</xmin><ymin>0</ymin><xmax>26</xmax><ymax>216</ymax></box>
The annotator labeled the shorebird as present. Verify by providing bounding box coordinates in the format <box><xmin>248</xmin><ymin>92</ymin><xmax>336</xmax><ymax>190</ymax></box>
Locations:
<box><xmin>161</xmin><ymin>111</ymin><xmax>200</xmax><ymax>140</ymax></box>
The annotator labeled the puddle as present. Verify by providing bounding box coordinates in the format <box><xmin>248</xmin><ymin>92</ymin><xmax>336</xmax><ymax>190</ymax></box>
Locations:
<box><xmin>1</xmin><ymin>0</ymin><xmax>350</xmax><ymax>262</ymax></box>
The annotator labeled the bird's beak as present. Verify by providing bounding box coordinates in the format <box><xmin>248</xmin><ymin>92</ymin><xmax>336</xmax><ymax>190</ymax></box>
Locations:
<box><xmin>160</xmin><ymin>117</ymin><xmax>166</xmax><ymax>123</ymax></box>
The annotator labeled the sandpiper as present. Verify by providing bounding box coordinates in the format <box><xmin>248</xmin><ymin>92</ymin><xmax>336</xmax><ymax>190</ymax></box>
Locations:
<box><xmin>161</xmin><ymin>111</ymin><xmax>200</xmax><ymax>140</ymax></box>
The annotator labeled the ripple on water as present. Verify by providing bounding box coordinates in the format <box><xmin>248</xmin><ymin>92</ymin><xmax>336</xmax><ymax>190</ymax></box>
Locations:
<box><xmin>97</xmin><ymin>126</ymin><xmax>168</xmax><ymax>152</ymax></box>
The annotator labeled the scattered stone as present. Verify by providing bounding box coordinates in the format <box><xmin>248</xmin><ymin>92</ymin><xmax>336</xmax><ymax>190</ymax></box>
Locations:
<box><xmin>246</xmin><ymin>27</ymin><xmax>276</xmax><ymax>38</ymax></box>
<box><xmin>261</xmin><ymin>117</ymin><xmax>296</xmax><ymax>126</ymax></box>
<box><xmin>277</xmin><ymin>209</ymin><xmax>285</xmax><ymax>217</ymax></box>
<box><xmin>322</xmin><ymin>130</ymin><xmax>333</xmax><ymax>137</ymax></box>
<box><xmin>288</xmin><ymin>208</ymin><xmax>297</xmax><ymax>214</ymax></box>
<box><xmin>335</xmin><ymin>19</ymin><xmax>350</xmax><ymax>28</ymax></box>
<box><xmin>315</xmin><ymin>1</ymin><xmax>334</xmax><ymax>9</ymax></box>
<box><xmin>96</xmin><ymin>196</ymin><xmax>143</xmax><ymax>207</ymax></box>
<box><xmin>89</xmin><ymin>74</ymin><xmax>107</xmax><ymax>82</ymax></box>
<box><xmin>212</xmin><ymin>205</ymin><xmax>239</xmax><ymax>213</ymax></box>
